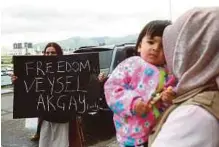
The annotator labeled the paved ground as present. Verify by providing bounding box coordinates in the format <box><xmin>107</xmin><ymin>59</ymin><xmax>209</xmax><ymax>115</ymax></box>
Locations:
<box><xmin>1</xmin><ymin>87</ymin><xmax>13</xmax><ymax>95</ymax></box>
<box><xmin>1</xmin><ymin>90</ymin><xmax>119</xmax><ymax>147</ymax></box>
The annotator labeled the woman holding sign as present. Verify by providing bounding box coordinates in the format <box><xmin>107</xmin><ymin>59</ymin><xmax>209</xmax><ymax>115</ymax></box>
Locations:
<box><xmin>38</xmin><ymin>42</ymin><xmax>72</xmax><ymax>147</ymax></box>
<box><xmin>30</xmin><ymin>42</ymin><xmax>64</xmax><ymax>142</ymax></box>
<box><xmin>11</xmin><ymin>42</ymin><xmax>76</xmax><ymax>147</ymax></box>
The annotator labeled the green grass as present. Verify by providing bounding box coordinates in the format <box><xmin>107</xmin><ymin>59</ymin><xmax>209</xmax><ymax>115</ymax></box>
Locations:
<box><xmin>2</xmin><ymin>64</ymin><xmax>13</xmax><ymax>67</ymax></box>
<box><xmin>1</xmin><ymin>85</ymin><xmax>13</xmax><ymax>89</ymax></box>
<box><xmin>1</xmin><ymin>56</ymin><xmax>13</xmax><ymax>64</ymax></box>
<box><xmin>1</xmin><ymin>56</ymin><xmax>13</xmax><ymax>69</ymax></box>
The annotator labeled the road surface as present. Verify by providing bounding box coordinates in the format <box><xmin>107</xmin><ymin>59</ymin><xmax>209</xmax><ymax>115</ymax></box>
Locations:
<box><xmin>1</xmin><ymin>92</ymin><xmax>118</xmax><ymax>147</ymax></box>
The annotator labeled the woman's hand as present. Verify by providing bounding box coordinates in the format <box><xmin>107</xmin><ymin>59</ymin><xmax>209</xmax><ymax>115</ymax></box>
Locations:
<box><xmin>9</xmin><ymin>74</ymin><xmax>18</xmax><ymax>84</ymax></box>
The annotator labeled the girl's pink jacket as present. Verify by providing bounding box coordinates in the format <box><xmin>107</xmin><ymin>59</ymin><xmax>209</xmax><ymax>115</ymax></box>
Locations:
<box><xmin>104</xmin><ymin>56</ymin><xmax>171</xmax><ymax>146</ymax></box>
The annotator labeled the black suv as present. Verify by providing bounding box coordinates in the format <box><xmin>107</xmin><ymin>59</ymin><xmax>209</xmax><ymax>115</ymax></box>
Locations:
<box><xmin>74</xmin><ymin>43</ymin><xmax>136</xmax><ymax>76</ymax></box>
<box><xmin>73</xmin><ymin>43</ymin><xmax>136</xmax><ymax>145</ymax></box>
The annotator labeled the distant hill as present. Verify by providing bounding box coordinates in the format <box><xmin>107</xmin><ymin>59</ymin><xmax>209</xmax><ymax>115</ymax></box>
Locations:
<box><xmin>33</xmin><ymin>34</ymin><xmax>138</xmax><ymax>51</ymax></box>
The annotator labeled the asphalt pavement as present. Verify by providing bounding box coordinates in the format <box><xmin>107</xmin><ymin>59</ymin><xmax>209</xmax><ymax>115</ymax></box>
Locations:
<box><xmin>1</xmin><ymin>90</ymin><xmax>119</xmax><ymax>147</ymax></box>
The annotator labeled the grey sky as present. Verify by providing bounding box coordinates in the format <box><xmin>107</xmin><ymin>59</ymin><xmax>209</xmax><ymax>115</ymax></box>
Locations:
<box><xmin>1</xmin><ymin>0</ymin><xmax>219</xmax><ymax>49</ymax></box>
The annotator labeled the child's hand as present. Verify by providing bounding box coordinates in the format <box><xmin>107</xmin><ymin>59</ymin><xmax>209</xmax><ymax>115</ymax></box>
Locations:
<box><xmin>134</xmin><ymin>99</ymin><xmax>151</xmax><ymax>116</ymax></box>
<box><xmin>161</xmin><ymin>86</ymin><xmax>176</xmax><ymax>103</ymax></box>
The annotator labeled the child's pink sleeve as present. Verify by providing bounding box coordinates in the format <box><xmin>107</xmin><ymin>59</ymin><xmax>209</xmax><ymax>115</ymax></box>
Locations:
<box><xmin>104</xmin><ymin>57</ymin><xmax>143</xmax><ymax>117</ymax></box>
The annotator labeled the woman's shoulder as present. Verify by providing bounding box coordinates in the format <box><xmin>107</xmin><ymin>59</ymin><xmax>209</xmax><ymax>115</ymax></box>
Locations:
<box><xmin>166</xmin><ymin>105</ymin><xmax>219</xmax><ymax>133</ymax></box>
<box><xmin>170</xmin><ymin>105</ymin><xmax>218</xmax><ymax>123</ymax></box>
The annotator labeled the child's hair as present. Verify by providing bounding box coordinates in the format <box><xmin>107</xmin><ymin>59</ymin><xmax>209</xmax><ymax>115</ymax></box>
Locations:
<box><xmin>135</xmin><ymin>20</ymin><xmax>171</xmax><ymax>54</ymax></box>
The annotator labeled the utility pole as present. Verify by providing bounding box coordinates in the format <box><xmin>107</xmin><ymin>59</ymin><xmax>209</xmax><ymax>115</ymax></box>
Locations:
<box><xmin>24</xmin><ymin>42</ymin><xmax>28</xmax><ymax>55</ymax></box>
<box><xmin>25</xmin><ymin>47</ymin><xmax>28</xmax><ymax>55</ymax></box>
<box><xmin>169</xmin><ymin>0</ymin><xmax>172</xmax><ymax>21</ymax></box>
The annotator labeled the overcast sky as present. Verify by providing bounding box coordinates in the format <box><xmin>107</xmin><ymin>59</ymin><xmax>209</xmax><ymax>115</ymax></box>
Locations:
<box><xmin>1</xmin><ymin>0</ymin><xmax>219</xmax><ymax>50</ymax></box>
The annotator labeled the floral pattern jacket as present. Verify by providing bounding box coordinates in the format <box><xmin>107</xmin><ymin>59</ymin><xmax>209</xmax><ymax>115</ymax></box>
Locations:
<box><xmin>104</xmin><ymin>56</ymin><xmax>175</xmax><ymax>146</ymax></box>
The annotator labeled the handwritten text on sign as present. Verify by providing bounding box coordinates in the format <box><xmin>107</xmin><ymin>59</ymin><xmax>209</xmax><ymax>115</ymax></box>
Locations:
<box><xmin>13</xmin><ymin>53</ymin><xmax>100</xmax><ymax>119</ymax></box>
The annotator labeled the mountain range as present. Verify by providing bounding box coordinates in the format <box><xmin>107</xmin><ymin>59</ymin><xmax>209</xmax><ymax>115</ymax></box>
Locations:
<box><xmin>33</xmin><ymin>34</ymin><xmax>138</xmax><ymax>51</ymax></box>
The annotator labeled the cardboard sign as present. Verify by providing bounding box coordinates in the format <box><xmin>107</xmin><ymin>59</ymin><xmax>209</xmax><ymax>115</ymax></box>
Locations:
<box><xmin>13</xmin><ymin>53</ymin><xmax>100</xmax><ymax>120</ymax></box>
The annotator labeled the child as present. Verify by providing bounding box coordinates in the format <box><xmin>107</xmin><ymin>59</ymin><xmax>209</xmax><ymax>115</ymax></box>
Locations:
<box><xmin>104</xmin><ymin>20</ymin><xmax>176</xmax><ymax>147</ymax></box>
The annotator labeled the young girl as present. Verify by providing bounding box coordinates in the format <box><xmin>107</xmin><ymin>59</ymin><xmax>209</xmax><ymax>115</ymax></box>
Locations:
<box><xmin>104</xmin><ymin>20</ymin><xmax>176</xmax><ymax>147</ymax></box>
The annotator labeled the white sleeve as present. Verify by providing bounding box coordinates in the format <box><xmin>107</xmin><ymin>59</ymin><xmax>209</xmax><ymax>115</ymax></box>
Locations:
<box><xmin>152</xmin><ymin>105</ymin><xmax>219</xmax><ymax>147</ymax></box>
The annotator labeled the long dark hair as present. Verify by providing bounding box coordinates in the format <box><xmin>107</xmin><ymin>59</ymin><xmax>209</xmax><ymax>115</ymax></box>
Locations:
<box><xmin>43</xmin><ymin>42</ymin><xmax>63</xmax><ymax>55</ymax></box>
<box><xmin>135</xmin><ymin>20</ymin><xmax>171</xmax><ymax>54</ymax></box>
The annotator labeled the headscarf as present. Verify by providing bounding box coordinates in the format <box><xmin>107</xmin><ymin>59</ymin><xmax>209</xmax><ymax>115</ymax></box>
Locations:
<box><xmin>163</xmin><ymin>7</ymin><xmax>219</xmax><ymax>96</ymax></box>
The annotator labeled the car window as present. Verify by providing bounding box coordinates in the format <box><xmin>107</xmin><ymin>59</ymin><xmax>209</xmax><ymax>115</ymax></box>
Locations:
<box><xmin>112</xmin><ymin>46</ymin><xmax>135</xmax><ymax>71</ymax></box>
<box><xmin>112</xmin><ymin>49</ymin><xmax>126</xmax><ymax>70</ymax></box>
<box><xmin>99</xmin><ymin>50</ymin><xmax>113</xmax><ymax>69</ymax></box>
<box><xmin>74</xmin><ymin>48</ymin><xmax>113</xmax><ymax>70</ymax></box>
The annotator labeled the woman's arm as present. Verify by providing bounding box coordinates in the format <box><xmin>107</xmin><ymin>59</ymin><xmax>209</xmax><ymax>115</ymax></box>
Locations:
<box><xmin>152</xmin><ymin>105</ymin><xmax>219</xmax><ymax>147</ymax></box>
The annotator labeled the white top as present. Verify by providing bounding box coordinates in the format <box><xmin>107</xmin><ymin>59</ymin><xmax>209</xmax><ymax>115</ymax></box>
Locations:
<box><xmin>152</xmin><ymin>105</ymin><xmax>219</xmax><ymax>147</ymax></box>
<box><xmin>39</xmin><ymin>121</ymin><xmax>69</xmax><ymax>147</ymax></box>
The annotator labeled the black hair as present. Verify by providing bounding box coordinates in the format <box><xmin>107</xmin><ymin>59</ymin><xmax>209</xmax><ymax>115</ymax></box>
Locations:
<box><xmin>135</xmin><ymin>20</ymin><xmax>171</xmax><ymax>54</ymax></box>
<box><xmin>43</xmin><ymin>42</ymin><xmax>63</xmax><ymax>55</ymax></box>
